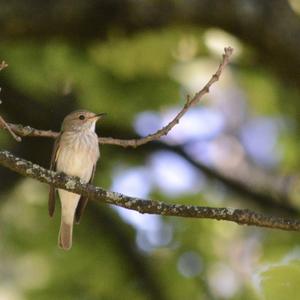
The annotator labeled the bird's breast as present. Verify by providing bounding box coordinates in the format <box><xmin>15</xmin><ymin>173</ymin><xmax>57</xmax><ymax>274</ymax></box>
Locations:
<box><xmin>56</xmin><ymin>130</ymin><xmax>99</xmax><ymax>181</ymax></box>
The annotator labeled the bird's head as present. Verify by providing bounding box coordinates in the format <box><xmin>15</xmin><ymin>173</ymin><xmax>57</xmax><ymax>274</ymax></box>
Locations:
<box><xmin>61</xmin><ymin>110</ymin><xmax>106</xmax><ymax>132</ymax></box>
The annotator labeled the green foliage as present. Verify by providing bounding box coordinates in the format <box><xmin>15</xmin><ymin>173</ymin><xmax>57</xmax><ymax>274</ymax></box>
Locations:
<box><xmin>259</xmin><ymin>260</ymin><xmax>300</xmax><ymax>300</ymax></box>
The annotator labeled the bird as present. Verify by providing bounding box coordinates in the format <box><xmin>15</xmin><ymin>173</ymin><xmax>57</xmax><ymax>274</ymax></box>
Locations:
<box><xmin>48</xmin><ymin>110</ymin><xmax>106</xmax><ymax>250</ymax></box>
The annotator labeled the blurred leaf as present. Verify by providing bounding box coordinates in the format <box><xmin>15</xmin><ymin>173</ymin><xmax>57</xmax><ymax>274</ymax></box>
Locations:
<box><xmin>259</xmin><ymin>260</ymin><xmax>300</xmax><ymax>300</ymax></box>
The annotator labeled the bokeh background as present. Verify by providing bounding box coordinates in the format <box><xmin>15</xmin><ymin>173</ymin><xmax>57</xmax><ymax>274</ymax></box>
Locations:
<box><xmin>1</xmin><ymin>1</ymin><xmax>300</xmax><ymax>299</ymax></box>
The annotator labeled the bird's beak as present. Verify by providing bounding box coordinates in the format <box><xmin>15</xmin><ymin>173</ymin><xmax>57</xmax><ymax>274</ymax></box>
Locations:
<box><xmin>90</xmin><ymin>113</ymin><xmax>107</xmax><ymax>120</ymax></box>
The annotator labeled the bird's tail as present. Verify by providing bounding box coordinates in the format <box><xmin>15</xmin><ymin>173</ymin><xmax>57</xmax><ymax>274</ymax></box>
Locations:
<box><xmin>57</xmin><ymin>189</ymin><xmax>80</xmax><ymax>251</ymax></box>
<box><xmin>58</xmin><ymin>220</ymin><xmax>73</xmax><ymax>251</ymax></box>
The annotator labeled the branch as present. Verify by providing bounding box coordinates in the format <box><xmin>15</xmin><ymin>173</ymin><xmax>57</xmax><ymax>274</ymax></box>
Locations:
<box><xmin>4</xmin><ymin>123</ymin><xmax>59</xmax><ymax>139</ymax></box>
<box><xmin>1</xmin><ymin>47</ymin><xmax>233</xmax><ymax>147</ymax></box>
<box><xmin>0</xmin><ymin>61</ymin><xmax>22</xmax><ymax>142</ymax></box>
<box><xmin>99</xmin><ymin>47</ymin><xmax>233</xmax><ymax>147</ymax></box>
<box><xmin>0</xmin><ymin>117</ymin><xmax>22</xmax><ymax>142</ymax></box>
<box><xmin>1</xmin><ymin>150</ymin><xmax>300</xmax><ymax>231</ymax></box>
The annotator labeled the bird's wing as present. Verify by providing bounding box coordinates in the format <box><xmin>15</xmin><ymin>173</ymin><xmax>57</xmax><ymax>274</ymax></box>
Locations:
<box><xmin>75</xmin><ymin>164</ymin><xmax>96</xmax><ymax>224</ymax></box>
<box><xmin>48</xmin><ymin>134</ymin><xmax>61</xmax><ymax>217</ymax></box>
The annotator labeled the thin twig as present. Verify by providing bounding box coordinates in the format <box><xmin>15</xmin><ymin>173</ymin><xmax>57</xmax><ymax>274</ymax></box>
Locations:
<box><xmin>0</xmin><ymin>47</ymin><xmax>233</xmax><ymax>147</ymax></box>
<box><xmin>0</xmin><ymin>117</ymin><xmax>22</xmax><ymax>142</ymax></box>
<box><xmin>99</xmin><ymin>47</ymin><xmax>233</xmax><ymax>147</ymax></box>
<box><xmin>0</xmin><ymin>60</ymin><xmax>21</xmax><ymax>141</ymax></box>
<box><xmin>0</xmin><ymin>150</ymin><xmax>300</xmax><ymax>231</ymax></box>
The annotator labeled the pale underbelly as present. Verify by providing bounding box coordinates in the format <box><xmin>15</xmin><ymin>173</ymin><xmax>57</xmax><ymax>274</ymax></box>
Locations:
<box><xmin>56</xmin><ymin>147</ymin><xmax>97</xmax><ymax>183</ymax></box>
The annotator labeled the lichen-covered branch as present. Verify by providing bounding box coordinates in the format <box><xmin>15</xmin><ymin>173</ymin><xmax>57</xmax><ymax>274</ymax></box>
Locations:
<box><xmin>1</xmin><ymin>47</ymin><xmax>233</xmax><ymax>148</ymax></box>
<box><xmin>1</xmin><ymin>150</ymin><xmax>300</xmax><ymax>231</ymax></box>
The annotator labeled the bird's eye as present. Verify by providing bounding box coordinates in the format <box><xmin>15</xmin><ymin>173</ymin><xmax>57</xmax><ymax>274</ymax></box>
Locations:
<box><xmin>79</xmin><ymin>115</ymin><xmax>85</xmax><ymax>120</ymax></box>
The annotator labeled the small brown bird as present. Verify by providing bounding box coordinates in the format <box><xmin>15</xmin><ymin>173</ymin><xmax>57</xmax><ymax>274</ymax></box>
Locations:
<box><xmin>49</xmin><ymin>110</ymin><xmax>106</xmax><ymax>250</ymax></box>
